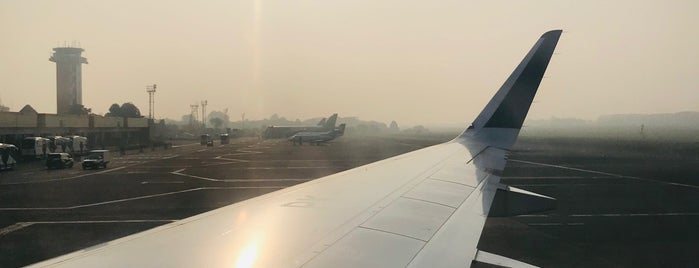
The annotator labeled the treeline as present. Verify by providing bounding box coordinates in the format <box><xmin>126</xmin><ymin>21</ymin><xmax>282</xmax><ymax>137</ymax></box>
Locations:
<box><xmin>163</xmin><ymin>112</ymin><xmax>432</xmax><ymax>137</ymax></box>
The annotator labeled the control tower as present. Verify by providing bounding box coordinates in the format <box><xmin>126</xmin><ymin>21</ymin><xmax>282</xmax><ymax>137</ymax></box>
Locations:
<box><xmin>49</xmin><ymin>47</ymin><xmax>88</xmax><ymax>114</ymax></box>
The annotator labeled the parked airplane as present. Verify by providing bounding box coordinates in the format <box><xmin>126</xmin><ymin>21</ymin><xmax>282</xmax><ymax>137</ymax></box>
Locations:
<box><xmin>263</xmin><ymin>113</ymin><xmax>338</xmax><ymax>139</ymax></box>
<box><xmin>30</xmin><ymin>30</ymin><xmax>562</xmax><ymax>267</ymax></box>
<box><xmin>289</xmin><ymin>123</ymin><xmax>346</xmax><ymax>145</ymax></box>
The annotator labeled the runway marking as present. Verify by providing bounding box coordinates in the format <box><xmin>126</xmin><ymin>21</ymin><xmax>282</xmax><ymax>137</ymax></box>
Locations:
<box><xmin>197</xmin><ymin>149</ymin><xmax>207</xmax><ymax>152</ymax></box>
<box><xmin>510</xmin><ymin>159</ymin><xmax>699</xmax><ymax>190</ymax></box>
<box><xmin>0</xmin><ymin>186</ymin><xmax>284</xmax><ymax>211</ymax></box>
<box><xmin>0</xmin><ymin>219</ymin><xmax>178</xmax><ymax>236</ymax></box>
<box><xmin>0</xmin><ymin>166</ymin><xmax>126</xmax><ymax>186</ymax></box>
<box><xmin>0</xmin><ymin>222</ymin><xmax>34</xmax><ymax>236</ymax></box>
<box><xmin>171</xmin><ymin>169</ymin><xmax>217</xmax><ymax>181</ymax></box>
<box><xmin>509</xmin><ymin>183</ymin><xmax>621</xmax><ymax>187</ymax></box>
<box><xmin>141</xmin><ymin>181</ymin><xmax>185</xmax><ymax>184</ymax></box>
<box><xmin>516</xmin><ymin>212</ymin><xmax>699</xmax><ymax>218</ymax></box>
<box><xmin>528</xmin><ymin>222</ymin><xmax>584</xmax><ymax>226</ymax></box>
<box><xmin>225</xmin><ymin>166</ymin><xmax>337</xmax><ymax>170</ymax></box>
<box><xmin>171</xmin><ymin>168</ymin><xmax>311</xmax><ymax>183</ymax></box>
<box><xmin>200</xmin><ymin>161</ymin><xmax>239</xmax><ymax>167</ymax></box>
<box><xmin>503</xmin><ymin>176</ymin><xmax>616</xmax><ymax>179</ymax></box>
<box><xmin>162</xmin><ymin>155</ymin><xmax>179</xmax><ymax>159</ymax></box>
<box><xmin>30</xmin><ymin>219</ymin><xmax>178</xmax><ymax>224</ymax></box>
<box><xmin>570</xmin><ymin>212</ymin><xmax>699</xmax><ymax>217</ymax></box>
<box><xmin>214</xmin><ymin>155</ymin><xmax>250</xmax><ymax>162</ymax></box>
<box><xmin>172</xmin><ymin>143</ymin><xmax>198</xmax><ymax>148</ymax></box>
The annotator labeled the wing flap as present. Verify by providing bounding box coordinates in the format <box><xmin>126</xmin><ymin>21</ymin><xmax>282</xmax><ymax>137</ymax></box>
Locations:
<box><xmin>407</xmin><ymin>175</ymin><xmax>498</xmax><ymax>268</ymax></box>
<box><xmin>303</xmin><ymin>228</ymin><xmax>424</xmax><ymax>268</ymax></box>
<box><xmin>360</xmin><ymin>197</ymin><xmax>455</xmax><ymax>241</ymax></box>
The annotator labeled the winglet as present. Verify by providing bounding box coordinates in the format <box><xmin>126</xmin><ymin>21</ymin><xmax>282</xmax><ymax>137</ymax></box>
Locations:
<box><xmin>466</xmin><ymin>30</ymin><xmax>562</xmax><ymax>132</ymax></box>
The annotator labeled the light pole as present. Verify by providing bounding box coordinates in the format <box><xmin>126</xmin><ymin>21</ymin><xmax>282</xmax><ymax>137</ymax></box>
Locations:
<box><xmin>146</xmin><ymin>84</ymin><xmax>157</xmax><ymax>119</ymax></box>
<box><xmin>201</xmin><ymin>100</ymin><xmax>208</xmax><ymax>129</ymax></box>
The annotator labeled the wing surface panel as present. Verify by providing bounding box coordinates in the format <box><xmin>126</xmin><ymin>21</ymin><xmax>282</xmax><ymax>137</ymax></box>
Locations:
<box><xmin>31</xmin><ymin>143</ymin><xmax>468</xmax><ymax>267</ymax></box>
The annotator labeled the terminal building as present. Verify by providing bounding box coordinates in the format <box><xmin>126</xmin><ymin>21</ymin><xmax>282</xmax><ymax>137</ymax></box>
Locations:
<box><xmin>0</xmin><ymin>105</ymin><xmax>162</xmax><ymax>150</ymax></box>
<box><xmin>0</xmin><ymin>46</ymin><xmax>167</xmax><ymax>150</ymax></box>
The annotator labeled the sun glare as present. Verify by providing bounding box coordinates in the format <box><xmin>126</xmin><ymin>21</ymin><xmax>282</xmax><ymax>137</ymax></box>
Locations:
<box><xmin>235</xmin><ymin>244</ymin><xmax>258</xmax><ymax>268</ymax></box>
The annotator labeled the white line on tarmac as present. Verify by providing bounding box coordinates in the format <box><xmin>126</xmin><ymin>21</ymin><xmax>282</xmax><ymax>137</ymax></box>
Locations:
<box><xmin>570</xmin><ymin>212</ymin><xmax>699</xmax><ymax>217</ymax></box>
<box><xmin>1</xmin><ymin>219</ymin><xmax>179</xmax><ymax>236</ymax></box>
<box><xmin>510</xmin><ymin>159</ymin><xmax>699</xmax><ymax>190</ymax></box>
<box><xmin>223</xmin><ymin>166</ymin><xmax>336</xmax><ymax>170</ymax></box>
<box><xmin>30</xmin><ymin>219</ymin><xmax>177</xmax><ymax>224</ymax></box>
<box><xmin>141</xmin><ymin>181</ymin><xmax>185</xmax><ymax>184</ymax></box>
<box><xmin>509</xmin><ymin>183</ymin><xmax>617</xmax><ymax>187</ymax></box>
<box><xmin>171</xmin><ymin>169</ymin><xmax>217</xmax><ymax>181</ymax></box>
<box><xmin>0</xmin><ymin>186</ymin><xmax>284</xmax><ymax>211</ymax></box>
<box><xmin>516</xmin><ymin>212</ymin><xmax>699</xmax><ymax>218</ymax></box>
<box><xmin>503</xmin><ymin>176</ymin><xmax>617</xmax><ymax>179</ymax></box>
<box><xmin>0</xmin><ymin>166</ymin><xmax>126</xmax><ymax>186</ymax></box>
<box><xmin>171</xmin><ymin>169</ymin><xmax>313</xmax><ymax>182</ymax></box>
<box><xmin>172</xmin><ymin>143</ymin><xmax>198</xmax><ymax>148</ymax></box>
<box><xmin>0</xmin><ymin>222</ymin><xmax>34</xmax><ymax>236</ymax></box>
<box><xmin>214</xmin><ymin>156</ymin><xmax>250</xmax><ymax>162</ymax></box>
<box><xmin>528</xmin><ymin>222</ymin><xmax>584</xmax><ymax>226</ymax></box>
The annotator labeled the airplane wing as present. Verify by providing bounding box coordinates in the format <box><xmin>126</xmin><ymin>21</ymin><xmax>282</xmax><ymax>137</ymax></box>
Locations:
<box><xmin>30</xmin><ymin>30</ymin><xmax>562</xmax><ymax>268</ymax></box>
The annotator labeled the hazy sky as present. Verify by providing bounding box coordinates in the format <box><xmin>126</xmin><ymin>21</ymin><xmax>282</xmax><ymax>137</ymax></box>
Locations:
<box><xmin>1</xmin><ymin>1</ymin><xmax>697</xmax><ymax>126</ymax></box>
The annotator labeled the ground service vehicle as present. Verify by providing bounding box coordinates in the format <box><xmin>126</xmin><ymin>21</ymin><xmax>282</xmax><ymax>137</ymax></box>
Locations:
<box><xmin>219</xmin><ymin>133</ymin><xmax>229</xmax><ymax>144</ymax></box>
<box><xmin>82</xmin><ymin>150</ymin><xmax>111</xmax><ymax>170</ymax></box>
<box><xmin>200</xmin><ymin>134</ymin><xmax>210</xmax><ymax>145</ymax></box>
<box><xmin>68</xmin><ymin>135</ymin><xmax>88</xmax><ymax>155</ymax></box>
<box><xmin>46</xmin><ymin>153</ymin><xmax>74</xmax><ymax>169</ymax></box>
<box><xmin>21</xmin><ymin>137</ymin><xmax>50</xmax><ymax>159</ymax></box>
<box><xmin>0</xmin><ymin>143</ymin><xmax>19</xmax><ymax>170</ymax></box>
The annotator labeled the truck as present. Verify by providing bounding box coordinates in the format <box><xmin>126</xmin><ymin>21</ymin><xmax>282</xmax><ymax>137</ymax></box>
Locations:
<box><xmin>82</xmin><ymin>150</ymin><xmax>111</xmax><ymax>170</ymax></box>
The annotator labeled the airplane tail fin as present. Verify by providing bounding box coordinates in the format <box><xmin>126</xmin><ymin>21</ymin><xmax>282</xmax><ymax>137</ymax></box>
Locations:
<box><xmin>335</xmin><ymin>124</ymin><xmax>346</xmax><ymax>137</ymax></box>
<box><xmin>317</xmin><ymin>118</ymin><xmax>327</xmax><ymax>126</ymax></box>
<box><xmin>323</xmin><ymin>114</ymin><xmax>338</xmax><ymax>130</ymax></box>
<box><xmin>459</xmin><ymin>30</ymin><xmax>562</xmax><ymax>149</ymax></box>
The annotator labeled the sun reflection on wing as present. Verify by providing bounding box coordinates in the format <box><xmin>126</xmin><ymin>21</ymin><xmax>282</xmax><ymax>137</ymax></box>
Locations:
<box><xmin>235</xmin><ymin>244</ymin><xmax>258</xmax><ymax>268</ymax></box>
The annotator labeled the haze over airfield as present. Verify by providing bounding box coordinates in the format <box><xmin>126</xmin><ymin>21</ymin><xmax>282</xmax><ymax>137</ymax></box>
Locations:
<box><xmin>1</xmin><ymin>1</ymin><xmax>697</xmax><ymax>127</ymax></box>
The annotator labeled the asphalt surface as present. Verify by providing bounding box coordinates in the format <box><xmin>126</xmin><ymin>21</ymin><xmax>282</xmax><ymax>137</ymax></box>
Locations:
<box><xmin>1</xmin><ymin>135</ymin><xmax>698</xmax><ymax>267</ymax></box>
<box><xmin>480</xmin><ymin>137</ymin><xmax>699</xmax><ymax>267</ymax></box>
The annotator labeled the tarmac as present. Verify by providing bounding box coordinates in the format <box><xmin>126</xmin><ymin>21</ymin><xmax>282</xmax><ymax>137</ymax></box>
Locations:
<box><xmin>1</xmin><ymin>135</ymin><xmax>698</xmax><ymax>267</ymax></box>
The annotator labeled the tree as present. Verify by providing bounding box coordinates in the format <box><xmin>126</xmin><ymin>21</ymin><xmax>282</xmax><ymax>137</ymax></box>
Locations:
<box><xmin>105</xmin><ymin>103</ymin><xmax>143</xmax><ymax>118</ymax></box>
<box><xmin>68</xmin><ymin>104</ymin><xmax>91</xmax><ymax>115</ymax></box>
<box><xmin>389</xmin><ymin>120</ymin><xmax>400</xmax><ymax>132</ymax></box>
<box><xmin>207</xmin><ymin>110</ymin><xmax>230</xmax><ymax>128</ymax></box>
<box><xmin>0</xmin><ymin>98</ymin><xmax>9</xmax><ymax>112</ymax></box>
<box><xmin>106</xmin><ymin>103</ymin><xmax>121</xmax><ymax>116</ymax></box>
<box><xmin>120</xmin><ymin>102</ymin><xmax>142</xmax><ymax>118</ymax></box>
<box><xmin>210</xmin><ymin>117</ymin><xmax>224</xmax><ymax>129</ymax></box>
